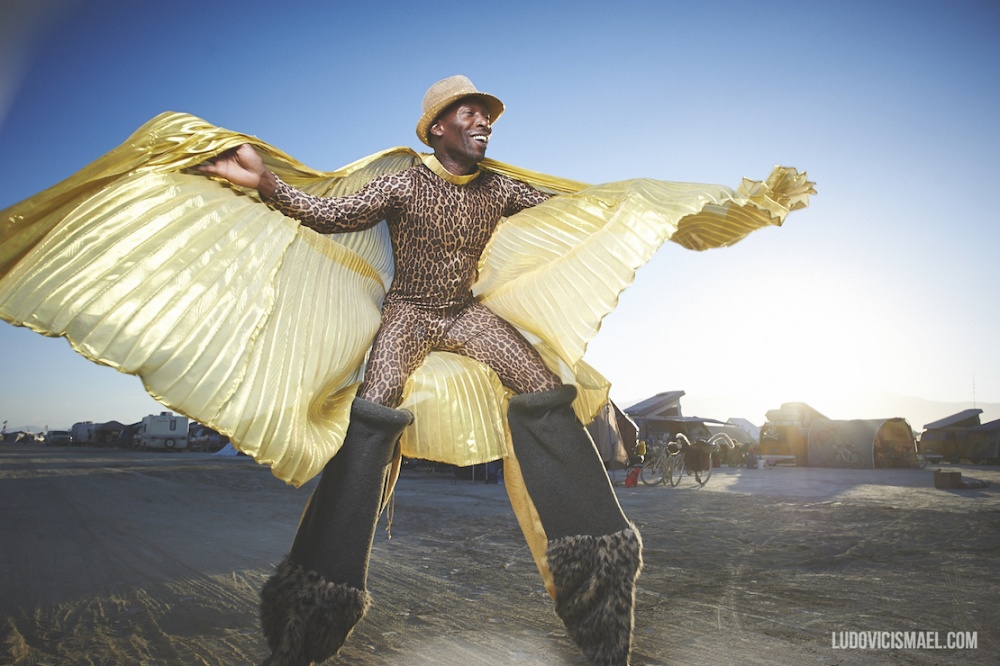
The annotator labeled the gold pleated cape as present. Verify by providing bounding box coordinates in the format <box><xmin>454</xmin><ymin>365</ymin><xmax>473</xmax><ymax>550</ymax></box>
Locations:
<box><xmin>0</xmin><ymin>112</ymin><xmax>814</xmax><ymax>486</ymax></box>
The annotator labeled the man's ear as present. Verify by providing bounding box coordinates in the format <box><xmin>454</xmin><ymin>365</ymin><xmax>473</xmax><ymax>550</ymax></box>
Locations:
<box><xmin>429</xmin><ymin>120</ymin><xmax>445</xmax><ymax>138</ymax></box>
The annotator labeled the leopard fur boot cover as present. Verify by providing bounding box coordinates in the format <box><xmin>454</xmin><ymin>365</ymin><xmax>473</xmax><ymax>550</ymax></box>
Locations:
<box><xmin>260</xmin><ymin>557</ymin><xmax>370</xmax><ymax>666</ymax></box>
<box><xmin>547</xmin><ymin>527</ymin><xmax>643</xmax><ymax>666</ymax></box>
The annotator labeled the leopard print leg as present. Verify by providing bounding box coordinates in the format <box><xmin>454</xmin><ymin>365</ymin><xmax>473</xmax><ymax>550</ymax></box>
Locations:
<box><xmin>441</xmin><ymin>301</ymin><xmax>561</xmax><ymax>394</ymax></box>
<box><xmin>357</xmin><ymin>299</ymin><xmax>434</xmax><ymax>407</ymax></box>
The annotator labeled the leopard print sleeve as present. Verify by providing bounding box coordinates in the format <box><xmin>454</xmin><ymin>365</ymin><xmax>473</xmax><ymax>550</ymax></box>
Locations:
<box><xmin>502</xmin><ymin>176</ymin><xmax>553</xmax><ymax>217</ymax></box>
<box><xmin>266</xmin><ymin>171</ymin><xmax>412</xmax><ymax>233</ymax></box>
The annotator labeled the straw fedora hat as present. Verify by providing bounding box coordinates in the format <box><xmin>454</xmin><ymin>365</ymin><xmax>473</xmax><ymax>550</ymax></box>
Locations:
<box><xmin>416</xmin><ymin>75</ymin><xmax>504</xmax><ymax>146</ymax></box>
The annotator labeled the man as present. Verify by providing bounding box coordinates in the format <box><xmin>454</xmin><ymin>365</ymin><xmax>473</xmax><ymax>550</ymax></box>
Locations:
<box><xmin>200</xmin><ymin>75</ymin><xmax>643</xmax><ymax>666</ymax></box>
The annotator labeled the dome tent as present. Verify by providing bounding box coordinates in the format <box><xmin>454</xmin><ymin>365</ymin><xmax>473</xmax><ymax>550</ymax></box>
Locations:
<box><xmin>806</xmin><ymin>417</ymin><xmax>917</xmax><ymax>469</ymax></box>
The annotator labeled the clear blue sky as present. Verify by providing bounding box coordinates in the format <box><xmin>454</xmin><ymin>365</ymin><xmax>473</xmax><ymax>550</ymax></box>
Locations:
<box><xmin>1</xmin><ymin>0</ymin><xmax>998</xmax><ymax>431</ymax></box>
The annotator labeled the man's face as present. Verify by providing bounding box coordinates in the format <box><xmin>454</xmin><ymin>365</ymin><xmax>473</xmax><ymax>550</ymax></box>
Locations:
<box><xmin>430</xmin><ymin>97</ymin><xmax>493</xmax><ymax>166</ymax></box>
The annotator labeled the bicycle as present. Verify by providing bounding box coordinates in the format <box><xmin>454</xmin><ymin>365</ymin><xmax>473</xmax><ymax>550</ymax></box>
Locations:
<box><xmin>669</xmin><ymin>433</ymin><xmax>731</xmax><ymax>486</ymax></box>
<box><xmin>833</xmin><ymin>441</ymin><xmax>862</xmax><ymax>468</ymax></box>
<box><xmin>641</xmin><ymin>432</ymin><xmax>729</xmax><ymax>487</ymax></box>
<box><xmin>710</xmin><ymin>433</ymin><xmax>742</xmax><ymax>467</ymax></box>
<box><xmin>639</xmin><ymin>440</ymin><xmax>670</xmax><ymax>486</ymax></box>
<box><xmin>666</xmin><ymin>436</ymin><xmax>688</xmax><ymax>486</ymax></box>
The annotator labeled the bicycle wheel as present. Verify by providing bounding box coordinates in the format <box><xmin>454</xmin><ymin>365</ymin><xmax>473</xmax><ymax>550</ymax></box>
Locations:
<box><xmin>640</xmin><ymin>453</ymin><xmax>666</xmax><ymax>486</ymax></box>
<box><xmin>668</xmin><ymin>453</ymin><xmax>686</xmax><ymax>487</ymax></box>
<box><xmin>694</xmin><ymin>457</ymin><xmax>712</xmax><ymax>485</ymax></box>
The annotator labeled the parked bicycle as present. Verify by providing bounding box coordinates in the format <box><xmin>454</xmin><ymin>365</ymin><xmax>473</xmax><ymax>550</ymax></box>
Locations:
<box><xmin>667</xmin><ymin>434</ymin><xmax>709</xmax><ymax>486</ymax></box>
<box><xmin>639</xmin><ymin>438</ymin><xmax>671</xmax><ymax>486</ymax></box>
<box><xmin>833</xmin><ymin>441</ymin><xmax>863</xmax><ymax>468</ymax></box>
<box><xmin>640</xmin><ymin>433</ymin><xmax>734</xmax><ymax>487</ymax></box>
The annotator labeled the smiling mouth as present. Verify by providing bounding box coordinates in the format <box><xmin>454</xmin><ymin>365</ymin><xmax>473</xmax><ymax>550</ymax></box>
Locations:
<box><xmin>472</xmin><ymin>133</ymin><xmax>489</xmax><ymax>145</ymax></box>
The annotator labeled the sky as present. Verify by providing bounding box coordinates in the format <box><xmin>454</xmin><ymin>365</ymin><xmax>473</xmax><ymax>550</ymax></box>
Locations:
<box><xmin>1</xmin><ymin>0</ymin><xmax>998</xmax><ymax>433</ymax></box>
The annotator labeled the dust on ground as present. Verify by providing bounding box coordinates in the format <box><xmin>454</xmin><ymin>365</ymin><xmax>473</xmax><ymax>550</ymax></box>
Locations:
<box><xmin>1</xmin><ymin>445</ymin><xmax>997</xmax><ymax>665</ymax></box>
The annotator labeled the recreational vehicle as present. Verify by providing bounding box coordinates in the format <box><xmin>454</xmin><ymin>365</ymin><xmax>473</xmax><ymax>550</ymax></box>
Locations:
<box><xmin>71</xmin><ymin>421</ymin><xmax>96</xmax><ymax>445</ymax></box>
<box><xmin>137</xmin><ymin>412</ymin><xmax>188</xmax><ymax>450</ymax></box>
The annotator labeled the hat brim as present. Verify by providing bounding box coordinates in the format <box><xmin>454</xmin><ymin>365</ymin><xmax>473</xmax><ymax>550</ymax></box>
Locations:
<box><xmin>416</xmin><ymin>92</ymin><xmax>504</xmax><ymax>147</ymax></box>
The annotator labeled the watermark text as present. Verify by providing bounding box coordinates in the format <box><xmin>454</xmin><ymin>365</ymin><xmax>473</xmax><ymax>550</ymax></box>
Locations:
<box><xmin>831</xmin><ymin>631</ymin><xmax>977</xmax><ymax>650</ymax></box>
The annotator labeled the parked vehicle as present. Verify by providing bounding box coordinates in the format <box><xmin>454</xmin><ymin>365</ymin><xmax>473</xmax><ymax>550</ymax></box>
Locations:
<box><xmin>45</xmin><ymin>430</ymin><xmax>72</xmax><ymax>446</ymax></box>
<box><xmin>136</xmin><ymin>412</ymin><xmax>188</xmax><ymax>450</ymax></box>
<box><xmin>188</xmin><ymin>426</ymin><xmax>227</xmax><ymax>452</ymax></box>
<box><xmin>71</xmin><ymin>421</ymin><xmax>97</xmax><ymax>446</ymax></box>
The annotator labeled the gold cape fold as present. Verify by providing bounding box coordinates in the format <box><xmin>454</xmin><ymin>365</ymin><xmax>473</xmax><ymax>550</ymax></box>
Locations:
<box><xmin>0</xmin><ymin>112</ymin><xmax>814</xmax><ymax>486</ymax></box>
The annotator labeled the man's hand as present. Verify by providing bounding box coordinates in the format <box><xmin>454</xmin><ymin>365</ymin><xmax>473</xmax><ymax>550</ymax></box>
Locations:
<box><xmin>197</xmin><ymin>144</ymin><xmax>278</xmax><ymax>199</ymax></box>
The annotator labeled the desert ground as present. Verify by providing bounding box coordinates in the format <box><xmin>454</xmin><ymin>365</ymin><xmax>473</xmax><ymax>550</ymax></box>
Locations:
<box><xmin>1</xmin><ymin>444</ymin><xmax>997</xmax><ymax>666</ymax></box>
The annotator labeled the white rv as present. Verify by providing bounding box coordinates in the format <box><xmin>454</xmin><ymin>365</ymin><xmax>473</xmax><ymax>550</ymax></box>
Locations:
<box><xmin>137</xmin><ymin>412</ymin><xmax>189</xmax><ymax>450</ymax></box>
<box><xmin>71</xmin><ymin>421</ymin><xmax>97</xmax><ymax>445</ymax></box>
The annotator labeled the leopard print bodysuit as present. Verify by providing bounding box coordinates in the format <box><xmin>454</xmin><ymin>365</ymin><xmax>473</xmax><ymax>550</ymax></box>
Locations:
<box><xmin>267</xmin><ymin>158</ymin><xmax>563</xmax><ymax>407</ymax></box>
